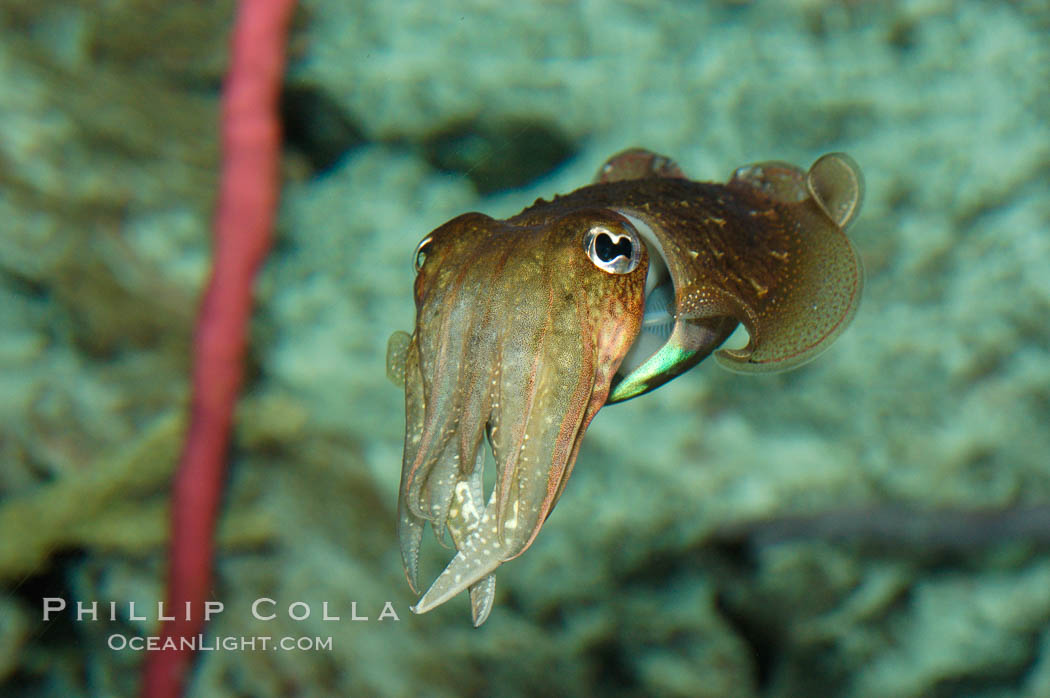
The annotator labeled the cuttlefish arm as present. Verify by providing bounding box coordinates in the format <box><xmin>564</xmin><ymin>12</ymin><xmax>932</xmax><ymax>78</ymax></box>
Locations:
<box><xmin>390</xmin><ymin>210</ymin><xmax>647</xmax><ymax>623</ymax></box>
<box><xmin>389</xmin><ymin>328</ymin><xmax>497</xmax><ymax>624</ymax></box>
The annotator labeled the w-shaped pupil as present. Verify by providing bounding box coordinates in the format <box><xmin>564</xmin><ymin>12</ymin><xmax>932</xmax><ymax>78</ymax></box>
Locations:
<box><xmin>596</xmin><ymin>233</ymin><xmax>632</xmax><ymax>262</ymax></box>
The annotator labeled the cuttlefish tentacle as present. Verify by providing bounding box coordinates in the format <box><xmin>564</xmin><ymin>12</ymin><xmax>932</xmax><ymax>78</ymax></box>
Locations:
<box><xmin>397</xmin><ymin>322</ymin><xmax>495</xmax><ymax>619</ymax></box>
<box><xmin>401</xmin><ymin>229</ymin><xmax>505</xmax><ymax>536</ymax></box>
<box><xmin>443</xmin><ymin>454</ymin><xmax>495</xmax><ymax>626</ymax></box>
<box><xmin>390</xmin><ymin>149</ymin><xmax>863</xmax><ymax>623</ymax></box>
<box><xmin>441</xmin><ymin>304</ymin><xmax>501</xmax><ymax>625</ymax></box>
<box><xmin>398</xmin><ymin>219</ymin><xmax>506</xmax><ymax>576</ymax></box>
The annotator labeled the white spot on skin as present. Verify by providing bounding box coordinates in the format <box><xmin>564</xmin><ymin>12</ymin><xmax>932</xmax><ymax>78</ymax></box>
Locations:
<box><xmin>454</xmin><ymin>481</ymin><xmax>481</xmax><ymax>526</ymax></box>
<box><xmin>504</xmin><ymin>499</ymin><xmax>519</xmax><ymax>531</ymax></box>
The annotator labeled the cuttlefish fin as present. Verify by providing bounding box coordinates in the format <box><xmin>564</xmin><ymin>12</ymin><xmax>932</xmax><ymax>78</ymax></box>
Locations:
<box><xmin>807</xmin><ymin>152</ymin><xmax>864</xmax><ymax>229</ymax></box>
<box><xmin>715</xmin><ymin>153</ymin><xmax>864</xmax><ymax>373</ymax></box>
<box><xmin>594</xmin><ymin>148</ymin><xmax>688</xmax><ymax>183</ymax></box>
<box><xmin>729</xmin><ymin>152</ymin><xmax>864</xmax><ymax>231</ymax></box>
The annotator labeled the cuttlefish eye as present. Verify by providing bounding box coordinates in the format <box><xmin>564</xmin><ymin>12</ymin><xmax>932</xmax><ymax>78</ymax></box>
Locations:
<box><xmin>584</xmin><ymin>221</ymin><xmax>641</xmax><ymax>274</ymax></box>
<box><xmin>413</xmin><ymin>235</ymin><xmax>433</xmax><ymax>272</ymax></box>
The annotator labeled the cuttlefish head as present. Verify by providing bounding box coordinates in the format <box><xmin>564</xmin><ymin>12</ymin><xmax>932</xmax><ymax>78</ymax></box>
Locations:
<box><xmin>387</xmin><ymin>208</ymin><xmax>648</xmax><ymax>624</ymax></box>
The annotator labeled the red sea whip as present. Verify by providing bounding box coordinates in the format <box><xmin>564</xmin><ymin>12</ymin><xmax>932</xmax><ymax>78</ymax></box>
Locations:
<box><xmin>141</xmin><ymin>1</ymin><xmax>296</xmax><ymax>695</ymax></box>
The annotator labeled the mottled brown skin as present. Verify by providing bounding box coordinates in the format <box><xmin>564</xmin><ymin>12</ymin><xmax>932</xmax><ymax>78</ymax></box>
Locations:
<box><xmin>389</xmin><ymin>149</ymin><xmax>863</xmax><ymax>624</ymax></box>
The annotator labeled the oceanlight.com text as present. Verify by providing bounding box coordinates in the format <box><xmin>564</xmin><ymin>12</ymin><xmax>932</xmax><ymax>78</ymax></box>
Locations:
<box><xmin>108</xmin><ymin>634</ymin><xmax>334</xmax><ymax>652</ymax></box>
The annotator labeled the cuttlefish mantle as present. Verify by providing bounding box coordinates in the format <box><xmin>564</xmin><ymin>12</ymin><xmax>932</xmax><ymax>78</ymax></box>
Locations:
<box><xmin>386</xmin><ymin>148</ymin><xmax>863</xmax><ymax>624</ymax></box>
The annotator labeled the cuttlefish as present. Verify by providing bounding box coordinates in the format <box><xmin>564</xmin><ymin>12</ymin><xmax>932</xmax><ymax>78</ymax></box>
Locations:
<box><xmin>386</xmin><ymin>149</ymin><xmax>863</xmax><ymax>625</ymax></box>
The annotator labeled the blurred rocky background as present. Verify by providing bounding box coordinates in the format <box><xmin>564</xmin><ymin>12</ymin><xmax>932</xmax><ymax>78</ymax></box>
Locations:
<box><xmin>1</xmin><ymin>0</ymin><xmax>1048</xmax><ymax>695</ymax></box>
